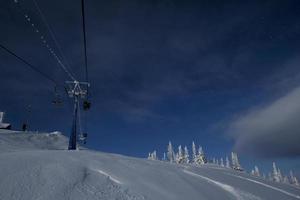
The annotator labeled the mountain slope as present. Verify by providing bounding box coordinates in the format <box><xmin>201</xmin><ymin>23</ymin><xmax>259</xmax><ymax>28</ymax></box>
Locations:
<box><xmin>0</xmin><ymin>130</ymin><xmax>299</xmax><ymax>200</ymax></box>
<box><xmin>0</xmin><ymin>129</ymin><xmax>68</xmax><ymax>152</ymax></box>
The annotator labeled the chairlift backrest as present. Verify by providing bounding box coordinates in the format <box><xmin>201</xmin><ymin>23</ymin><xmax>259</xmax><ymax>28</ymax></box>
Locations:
<box><xmin>83</xmin><ymin>101</ymin><xmax>91</xmax><ymax>110</ymax></box>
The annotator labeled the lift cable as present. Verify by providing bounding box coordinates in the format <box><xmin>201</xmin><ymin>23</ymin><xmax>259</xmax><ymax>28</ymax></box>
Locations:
<box><xmin>0</xmin><ymin>43</ymin><xmax>59</xmax><ymax>85</ymax></box>
<box><xmin>32</xmin><ymin>0</ymin><xmax>74</xmax><ymax>80</ymax></box>
<box><xmin>81</xmin><ymin>0</ymin><xmax>89</xmax><ymax>90</ymax></box>
<box><xmin>13</xmin><ymin>0</ymin><xmax>77</xmax><ymax>81</ymax></box>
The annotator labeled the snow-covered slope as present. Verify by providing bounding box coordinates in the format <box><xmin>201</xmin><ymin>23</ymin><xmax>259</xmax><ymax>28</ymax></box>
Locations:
<box><xmin>0</xmin><ymin>130</ymin><xmax>299</xmax><ymax>200</ymax></box>
<box><xmin>0</xmin><ymin>129</ymin><xmax>68</xmax><ymax>152</ymax></box>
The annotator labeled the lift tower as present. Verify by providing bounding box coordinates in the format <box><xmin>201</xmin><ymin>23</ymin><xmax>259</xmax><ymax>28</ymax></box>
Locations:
<box><xmin>66</xmin><ymin>81</ymin><xmax>90</xmax><ymax>150</ymax></box>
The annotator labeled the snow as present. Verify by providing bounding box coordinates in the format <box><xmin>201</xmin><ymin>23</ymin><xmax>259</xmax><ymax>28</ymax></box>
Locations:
<box><xmin>0</xmin><ymin>130</ymin><xmax>300</xmax><ymax>200</ymax></box>
<box><xmin>183</xmin><ymin>169</ymin><xmax>261</xmax><ymax>200</ymax></box>
<box><xmin>226</xmin><ymin>173</ymin><xmax>300</xmax><ymax>199</ymax></box>
<box><xmin>94</xmin><ymin>169</ymin><xmax>123</xmax><ymax>184</ymax></box>
<box><xmin>0</xmin><ymin>129</ymin><xmax>68</xmax><ymax>152</ymax></box>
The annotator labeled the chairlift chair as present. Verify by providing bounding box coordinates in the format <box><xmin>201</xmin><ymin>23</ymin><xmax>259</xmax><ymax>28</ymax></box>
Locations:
<box><xmin>52</xmin><ymin>97</ymin><xmax>63</xmax><ymax>106</ymax></box>
<box><xmin>52</xmin><ymin>86</ymin><xmax>63</xmax><ymax>106</ymax></box>
<box><xmin>79</xmin><ymin>132</ymin><xmax>88</xmax><ymax>144</ymax></box>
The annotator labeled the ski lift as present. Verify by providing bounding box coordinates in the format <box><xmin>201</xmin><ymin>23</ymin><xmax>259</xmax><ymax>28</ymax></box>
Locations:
<box><xmin>52</xmin><ymin>86</ymin><xmax>63</xmax><ymax>106</ymax></box>
<box><xmin>79</xmin><ymin>132</ymin><xmax>88</xmax><ymax>144</ymax></box>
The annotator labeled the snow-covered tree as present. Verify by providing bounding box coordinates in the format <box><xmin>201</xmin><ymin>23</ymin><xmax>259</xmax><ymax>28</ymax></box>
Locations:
<box><xmin>183</xmin><ymin>146</ymin><xmax>190</xmax><ymax>164</ymax></box>
<box><xmin>162</xmin><ymin>152</ymin><xmax>166</xmax><ymax>161</ymax></box>
<box><xmin>199</xmin><ymin>146</ymin><xmax>207</xmax><ymax>164</ymax></box>
<box><xmin>262</xmin><ymin>173</ymin><xmax>266</xmax><ymax>180</ymax></box>
<box><xmin>220</xmin><ymin>158</ymin><xmax>224</xmax><ymax>167</ymax></box>
<box><xmin>167</xmin><ymin>141</ymin><xmax>175</xmax><ymax>163</ymax></box>
<box><xmin>194</xmin><ymin>146</ymin><xmax>206</xmax><ymax>165</ymax></box>
<box><xmin>278</xmin><ymin>168</ymin><xmax>283</xmax><ymax>182</ymax></box>
<box><xmin>290</xmin><ymin>171</ymin><xmax>299</xmax><ymax>186</ymax></box>
<box><xmin>231</xmin><ymin>152</ymin><xmax>242</xmax><ymax>171</ymax></box>
<box><xmin>254</xmin><ymin>166</ymin><xmax>260</xmax><ymax>177</ymax></box>
<box><xmin>272</xmin><ymin>162</ymin><xmax>281</xmax><ymax>183</ymax></box>
<box><xmin>225</xmin><ymin>156</ymin><xmax>230</xmax><ymax>168</ymax></box>
<box><xmin>283</xmin><ymin>176</ymin><xmax>290</xmax><ymax>184</ymax></box>
<box><xmin>152</xmin><ymin>151</ymin><xmax>157</xmax><ymax>160</ymax></box>
<box><xmin>192</xmin><ymin>141</ymin><xmax>197</xmax><ymax>163</ymax></box>
<box><xmin>176</xmin><ymin>145</ymin><xmax>184</xmax><ymax>164</ymax></box>
<box><xmin>175</xmin><ymin>152</ymin><xmax>179</xmax><ymax>163</ymax></box>
<box><xmin>147</xmin><ymin>150</ymin><xmax>157</xmax><ymax>160</ymax></box>
<box><xmin>216</xmin><ymin>159</ymin><xmax>219</xmax><ymax>165</ymax></box>
<box><xmin>268</xmin><ymin>172</ymin><xmax>273</xmax><ymax>181</ymax></box>
<box><xmin>295</xmin><ymin>177</ymin><xmax>299</xmax><ymax>186</ymax></box>
<box><xmin>250</xmin><ymin>165</ymin><xmax>260</xmax><ymax>177</ymax></box>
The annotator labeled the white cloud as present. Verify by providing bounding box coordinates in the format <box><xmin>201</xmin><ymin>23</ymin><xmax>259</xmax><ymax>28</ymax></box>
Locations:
<box><xmin>228</xmin><ymin>86</ymin><xmax>300</xmax><ymax>157</ymax></box>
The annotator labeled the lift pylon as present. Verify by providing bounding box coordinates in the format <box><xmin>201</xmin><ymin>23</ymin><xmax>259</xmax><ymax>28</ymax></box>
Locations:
<box><xmin>66</xmin><ymin>81</ymin><xmax>90</xmax><ymax>150</ymax></box>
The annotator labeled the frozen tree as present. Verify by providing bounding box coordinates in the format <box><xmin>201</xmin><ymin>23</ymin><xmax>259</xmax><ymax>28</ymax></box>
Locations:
<box><xmin>268</xmin><ymin>172</ymin><xmax>273</xmax><ymax>181</ymax></box>
<box><xmin>290</xmin><ymin>170</ymin><xmax>295</xmax><ymax>183</ymax></box>
<box><xmin>231</xmin><ymin>153</ymin><xmax>235</xmax><ymax>168</ymax></box>
<box><xmin>175</xmin><ymin>152</ymin><xmax>179</xmax><ymax>163</ymax></box>
<box><xmin>283</xmin><ymin>176</ymin><xmax>290</xmax><ymax>184</ymax></box>
<box><xmin>167</xmin><ymin>141</ymin><xmax>175</xmax><ymax>162</ymax></box>
<box><xmin>231</xmin><ymin>152</ymin><xmax>242</xmax><ymax>171</ymax></box>
<box><xmin>216</xmin><ymin>159</ymin><xmax>219</xmax><ymax>165</ymax></box>
<box><xmin>147</xmin><ymin>150</ymin><xmax>157</xmax><ymax>160</ymax></box>
<box><xmin>162</xmin><ymin>152</ymin><xmax>166</xmax><ymax>161</ymax></box>
<box><xmin>295</xmin><ymin>177</ymin><xmax>299</xmax><ymax>186</ymax></box>
<box><xmin>198</xmin><ymin>146</ymin><xmax>206</xmax><ymax>163</ymax></box>
<box><xmin>254</xmin><ymin>166</ymin><xmax>260</xmax><ymax>177</ymax></box>
<box><xmin>225</xmin><ymin>156</ymin><xmax>230</xmax><ymax>168</ymax></box>
<box><xmin>183</xmin><ymin>146</ymin><xmax>190</xmax><ymax>164</ymax></box>
<box><xmin>262</xmin><ymin>173</ymin><xmax>266</xmax><ymax>180</ymax></box>
<box><xmin>220</xmin><ymin>158</ymin><xmax>224</xmax><ymax>167</ymax></box>
<box><xmin>278</xmin><ymin>168</ymin><xmax>283</xmax><ymax>182</ymax></box>
<box><xmin>294</xmin><ymin>176</ymin><xmax>299</xmax><ymax>186</ymax></box>
<box><xmin>193</xmin><ymin>146</ymin><xmax>206</xmax><ymax>165</ymax></box>
<box><xmin>176</xmin><ymin>145</ymin><xmax>184</xmax><ymax>164</ymax></box>
<box><xmin>192</xmin><ymin>141</ymin><xmax>197</xmax><ymax>163</ymax></box>
<box><xmin>152</xmin><ymin>151</ymin><xmax>157</xmax><ymax>160</ymax></box>
<box><xmin>290</xmin><ymin>171</ymin><xmax>299</xmax><ymax>186</ymax></box>
<box><xmin>212</xmin><ymin>158</ymin><xmax>216</xmax><ymax>164</ymax></box>
<box><xmin>250</xmin><ymin>165</ymin><xmax>260</xmax><ymax>177</ymax></box>
<box><xmin>178</xmin><ymin>145</ymin><xmax>183</xmax><ymax>158</ymax></box>
<box><xmin>272</xmin><ymin>162</ymin><xmax>281</xmax><ymax>182</ymax></box>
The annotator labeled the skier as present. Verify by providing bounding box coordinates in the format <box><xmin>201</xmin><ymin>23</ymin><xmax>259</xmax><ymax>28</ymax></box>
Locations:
<box><xmin>22</xmin><ymin>123</ymin><xmax>27</xmax><ymax>131</ymax></box>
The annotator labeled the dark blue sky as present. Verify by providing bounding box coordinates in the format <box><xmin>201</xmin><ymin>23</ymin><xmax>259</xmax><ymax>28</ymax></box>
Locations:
<box><xmin>1</xmin><ymin>0</ymin><xmax>300</xmax><ymax>177</ymax></box>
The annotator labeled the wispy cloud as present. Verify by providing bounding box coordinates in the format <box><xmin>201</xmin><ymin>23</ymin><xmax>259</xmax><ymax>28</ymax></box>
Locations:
<box><xmin>227</xmin><ymin>85</ymin><xmax>300</xmax><ymax>158</ymax></box>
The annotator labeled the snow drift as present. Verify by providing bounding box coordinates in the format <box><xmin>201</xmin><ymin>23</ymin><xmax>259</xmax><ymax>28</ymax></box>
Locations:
<box><xmin>0</xmin><ymin>130</ymin><xmax>299</xmax><ymax>200</ymax></box>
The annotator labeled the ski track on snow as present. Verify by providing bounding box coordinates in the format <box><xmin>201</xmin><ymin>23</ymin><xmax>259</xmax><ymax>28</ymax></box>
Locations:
<box><xmin>183</xmin><ymin>169</ymin><xmax>261</xmax><ymax>200</ymax></box>
<box><xmin>225</xmin><ymin>173</ymin><xmax>300</xmax><ymax>199</ymax></box>
<box><xmin>94</xmin><ymin>169</ymin><xmax>122</xmax><ymax>184</ymax></box>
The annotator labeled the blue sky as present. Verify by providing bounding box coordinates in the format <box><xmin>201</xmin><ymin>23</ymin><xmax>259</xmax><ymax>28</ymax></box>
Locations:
<box><xmin>1</xmin><ymin>0</ymin><xmax>300</xmax><ymax>177</ymax></box>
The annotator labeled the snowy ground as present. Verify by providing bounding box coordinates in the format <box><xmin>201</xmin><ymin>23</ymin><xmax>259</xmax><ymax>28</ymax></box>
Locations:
<box><xmin>0</xmin><ymin>130</ymin><xmax>300</xmax><ymax>200</ymax></box>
